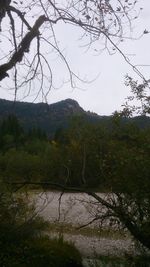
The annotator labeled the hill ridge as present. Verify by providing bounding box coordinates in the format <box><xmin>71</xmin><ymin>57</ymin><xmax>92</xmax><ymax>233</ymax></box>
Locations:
<box><xmin>0</xmin><ymin>98</ymin><xmax>149</xmax><ymax>137</ymax></box>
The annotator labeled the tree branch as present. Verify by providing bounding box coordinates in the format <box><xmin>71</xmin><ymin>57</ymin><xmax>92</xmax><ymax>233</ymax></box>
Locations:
<box><xmin>0</xmin><ymin>15</ymin><xmax>47</xmax><ymax>81</ymax></box>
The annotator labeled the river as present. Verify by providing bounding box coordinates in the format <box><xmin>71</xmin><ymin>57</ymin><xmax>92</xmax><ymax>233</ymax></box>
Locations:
<box><xmin>31</xmin><ymin>191</ymin><xmax>137</xmax><ymax>258</ymax></box>
<box><xmin>29</xmin><ymin>191</ymin><xmax>150</xmax><ymax>266</ymax></box>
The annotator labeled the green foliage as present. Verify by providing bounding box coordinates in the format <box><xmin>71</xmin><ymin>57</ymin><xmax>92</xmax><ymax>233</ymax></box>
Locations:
<box><xmin>0</xmin><ymin>181</ymin><xmax>47</xmax><ymax>266</ymax></box>
<box><xmin>0</xmin><ymin>150</ymin><xmax>44</xmax><ymax>182</ymax></box>
<box><xmin>21</xmin><ymin>236</ymin><xmax>82</xmax><ymax>267</ymax></box>
<box><xmin>0</xmin><ymin>115</ymin><xmax>24</xmax><ymax>150</ymax></box>
<box><xmin>0</xmin><ymin>113</ymin><xmax>149</xmax><ymax>190</ymax></box>
<box><xmin>1</xmin><ymin>235</ymin><xmax>83</xmax><ymax>267</ymax></box>
<box><xmin>0</xmin><ymin>181</ymin><xmax>83</xmax><ymax>267</ymax></box>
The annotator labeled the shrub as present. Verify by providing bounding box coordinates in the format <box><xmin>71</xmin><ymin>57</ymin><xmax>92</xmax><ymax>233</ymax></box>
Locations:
<box><xmin>19</xmin><ymin>236</ymin><xmax>83</xmax><ymax>267</ymax></box>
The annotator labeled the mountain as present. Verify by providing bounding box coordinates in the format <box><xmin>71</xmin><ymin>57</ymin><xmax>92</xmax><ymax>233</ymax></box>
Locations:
<box><xmin>0</xmin><ymin>98</ymin><xmax>85</xmax><ymax>137</ymax></box>
<box><xmin>0</xmin><ymin>98</ymin><xmax>149</xmax><ymax>137</ymax></box>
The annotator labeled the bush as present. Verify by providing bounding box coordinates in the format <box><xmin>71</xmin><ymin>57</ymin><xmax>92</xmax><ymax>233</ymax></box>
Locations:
<box><xmin>6</xmin><ymin>236</ymin><xmax>83</xmax><ymax>267</ymax></box>
<box><xmin>0</xmin><ymin>181</ymin><xmax>83</xmax><ymax>267</ymax></box>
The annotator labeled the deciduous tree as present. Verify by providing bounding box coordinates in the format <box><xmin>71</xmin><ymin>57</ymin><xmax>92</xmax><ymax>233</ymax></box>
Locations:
<box><xmin>0</xmin><ymin>0</ymin><xmax>144</xmax><ymax>98</ymax></box>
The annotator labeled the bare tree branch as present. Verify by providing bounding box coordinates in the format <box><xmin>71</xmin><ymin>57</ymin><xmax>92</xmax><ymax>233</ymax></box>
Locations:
<box><xmin>0</xmin><ymin>0</ymin><xmax>145</xmax><ymax>98</ymax></box>
<box><xmin>0</xmin><ymin>15</ymin><xmax>47</xmax><ymax>80</ymax></box>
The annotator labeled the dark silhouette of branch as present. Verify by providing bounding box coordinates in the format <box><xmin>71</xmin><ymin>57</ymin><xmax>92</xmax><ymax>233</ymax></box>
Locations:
<box><xmin>0</xmin><ymin>0</ymin><xmax>146</xmax><ymax>98</ymax></box>
<box><xmin>0</xmin><ymin>15</ymin><xmax>47</xmax><ymax>81</ymax></box>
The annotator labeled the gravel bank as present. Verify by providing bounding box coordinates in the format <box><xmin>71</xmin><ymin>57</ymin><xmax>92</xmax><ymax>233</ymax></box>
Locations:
<box><xmin>50</xmin><ymin>232</ymin><xmax>135</xmax><ymax>257</ymax></box>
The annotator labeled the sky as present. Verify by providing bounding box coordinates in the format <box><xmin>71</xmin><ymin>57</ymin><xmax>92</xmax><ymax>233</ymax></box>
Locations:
<box><xmin>0</xmin><ymin>0</ymin><xmax>150</xmax><ymax>115</ymax></box>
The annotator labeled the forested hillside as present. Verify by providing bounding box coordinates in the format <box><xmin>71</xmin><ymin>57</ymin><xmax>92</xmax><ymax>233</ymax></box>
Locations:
<box><xmin>0</xmin><ymin>98</ymin><xmax>84</xmax><ymax>137</ymax></box>
<box><xmin>0</xmin><ymin>99</ymin><xmax>150</xmax><ymax>138</ymax></box>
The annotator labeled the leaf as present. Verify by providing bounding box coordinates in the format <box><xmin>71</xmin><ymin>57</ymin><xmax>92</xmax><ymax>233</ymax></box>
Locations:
<box><xmin>85</xmin><ymin>15</ymin><xmax>91</xmax><ymax>20</ymax></box>
<box><xmin>143</xmin><ymin>29</ymin><xmax>149</xmax><ymax>34</ymax></box>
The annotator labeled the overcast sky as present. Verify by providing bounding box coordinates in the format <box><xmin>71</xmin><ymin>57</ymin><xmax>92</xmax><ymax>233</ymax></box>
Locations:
<box><xmin>1</xmin><ymin>0</ymin><xmax>150</xmax><ymax>115</ymax></box>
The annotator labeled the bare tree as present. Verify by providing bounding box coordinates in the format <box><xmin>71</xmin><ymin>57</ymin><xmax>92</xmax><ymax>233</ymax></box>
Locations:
<box><xmin>0</xmin><ymin>0</ymin><xmax>144</xmax><ymax>99</ymax></box>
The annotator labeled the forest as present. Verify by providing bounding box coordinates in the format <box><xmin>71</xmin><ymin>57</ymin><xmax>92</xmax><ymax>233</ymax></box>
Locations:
<box><xmin>0</xmin><ymin>114</ymin><xmax>149</xmax><ymax>190</ymax></box>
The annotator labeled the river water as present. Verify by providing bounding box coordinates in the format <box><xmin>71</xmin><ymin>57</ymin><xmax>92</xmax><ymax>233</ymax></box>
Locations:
<box><xmin>31</xmin><ymin>191</ymin><xmax>137</xmax><ymax>257</ymax></box>
<box><xmin>34</xmin><ymin>191</ymin><xmax>100</xmax><ymax>226</ymax></box>
<box><xmin>30</xmin><ymin>191</ymin><xmax>150</xmax><ymax>266</ymax></box>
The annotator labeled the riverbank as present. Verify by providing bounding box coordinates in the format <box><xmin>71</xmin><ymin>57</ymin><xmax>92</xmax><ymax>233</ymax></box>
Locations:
<box><xmin>33</xmin><ymin>191</ymin><xmax>149</xmax><ymax>259</ymax></box>
<box><xmin>47</xmin><ymin>223</ymin><xmax>135</xmax><ymax>258</ymax></box>
<box><xmin>49</xmin><ymin>231</ymin><xmax>134</xmax><ymax>257</ymax></box>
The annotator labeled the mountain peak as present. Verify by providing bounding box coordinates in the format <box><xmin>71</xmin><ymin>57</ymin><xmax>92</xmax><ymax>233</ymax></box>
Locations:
<box><xmin>0</xmin><ymin>98</ymin><xmax>85</xmax><ymax>137</ymax></box>
<box><xmin>50</xmin><ymin>98</ymin><xmax>84</xmax><ymax>114</ymax></box>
